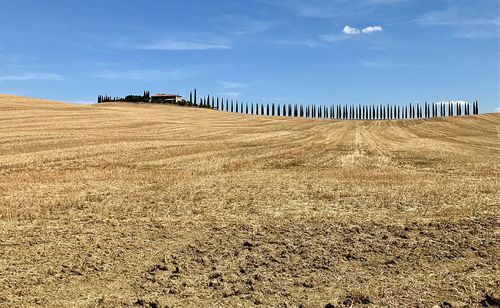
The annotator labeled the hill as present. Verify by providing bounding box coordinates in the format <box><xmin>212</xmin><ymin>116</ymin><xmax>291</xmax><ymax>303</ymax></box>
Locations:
<box><xmin>1</xmin><ymin>95</ymin><xmax>499</xmax><ymax>307</ymax></box>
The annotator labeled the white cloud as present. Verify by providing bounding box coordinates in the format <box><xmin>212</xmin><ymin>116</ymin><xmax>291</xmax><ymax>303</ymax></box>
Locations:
<box><xmin>342</xmin><ymin>26</ymin><xmax>361</xmax><ymax>35</ymax></box>
<box><xmin>362</xmin><ymin>26</ymin><xmax>383</xmax><ymax>33</ymax></box>
<box><xmin>322</xmin><ymin>25</ymin><xmax>383</xmax><ymax>43</ymax></box>
<box><xmin>0</xmin><ymin>73</ymin><xmax>63</xmax><ymax>82</ymax></box>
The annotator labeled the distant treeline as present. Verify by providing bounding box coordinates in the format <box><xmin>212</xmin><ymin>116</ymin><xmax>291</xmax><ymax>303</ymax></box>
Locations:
<box><xmin>98</xmin><ymin>89</ymin><xmax>480</xmax><ymax>119</ymax></box>
<box><xmin>98</xmin><ymin>91</ymin><xmax>150</xmax><ymax>103</ymax></box>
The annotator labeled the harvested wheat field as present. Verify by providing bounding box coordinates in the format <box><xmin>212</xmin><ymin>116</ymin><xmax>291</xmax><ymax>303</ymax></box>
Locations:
<box><xmin>0</xmin><ymin>94</ymin><xmax>499</xmax><ymax>307</ymax></box>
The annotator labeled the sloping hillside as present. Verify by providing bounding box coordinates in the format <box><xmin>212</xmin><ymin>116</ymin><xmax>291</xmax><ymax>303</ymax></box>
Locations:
<box><xmin>1</xmin><ymin>95</ymin><xmax>499</xmax><ymax>307</ymax></box>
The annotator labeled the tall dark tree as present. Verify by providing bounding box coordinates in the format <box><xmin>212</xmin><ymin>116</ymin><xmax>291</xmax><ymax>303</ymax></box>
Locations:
<box><xmin>194</xmin><ymin>89</ymin><xmax>197</xmax><ymax>106</ymax></box>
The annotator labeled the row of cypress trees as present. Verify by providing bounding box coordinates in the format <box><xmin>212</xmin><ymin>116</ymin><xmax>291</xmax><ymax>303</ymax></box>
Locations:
<box><xmin>99</xmin><ymin>88</ymin><xmax>480</xmax><ymax>119</ymax></box>
<box><xmin>188</xmin><ymin>89</ymin><xmax>479</xmax><ymax>119</ymax></box>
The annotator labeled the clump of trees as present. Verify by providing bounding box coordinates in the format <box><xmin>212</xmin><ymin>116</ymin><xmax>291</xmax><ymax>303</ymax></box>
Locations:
<box><xmin>97</xmin><ymin>90</ymin><xmax>150</xmax><ymax>103</ymax></box>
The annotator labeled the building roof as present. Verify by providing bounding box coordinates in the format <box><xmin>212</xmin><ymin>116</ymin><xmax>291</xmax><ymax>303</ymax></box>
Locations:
<box><xmin>152</xmin><ymin>93</ymin><xmax>182</xmax><ymax>98</ymax></box>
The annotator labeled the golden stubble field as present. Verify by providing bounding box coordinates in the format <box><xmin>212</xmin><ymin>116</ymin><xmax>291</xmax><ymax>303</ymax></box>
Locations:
<box><xmin>0</xmin><ymin>94</ymin><xmax>499</xmax><ymax>307</ymax></box>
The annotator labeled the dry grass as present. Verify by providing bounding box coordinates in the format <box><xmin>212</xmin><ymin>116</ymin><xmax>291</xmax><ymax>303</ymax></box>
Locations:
<box><xmin>0</xmin><ymin>94</ymin><xmax>499</xmax><ymax>307</ymax></box>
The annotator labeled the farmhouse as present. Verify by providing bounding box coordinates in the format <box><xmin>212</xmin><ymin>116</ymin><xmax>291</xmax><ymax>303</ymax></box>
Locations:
<box><xmin>151</xmin><ymin>93</ymin><xmax>183</xmax><ymax>104</ymax></box>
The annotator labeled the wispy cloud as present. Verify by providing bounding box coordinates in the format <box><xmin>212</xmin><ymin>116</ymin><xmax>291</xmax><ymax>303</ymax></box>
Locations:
<box><xmin>418</xmin><ymin>6</ymin><xmax>500</xmax><ymax>40</ymax></box>
<box><xmin>0</xmin><ymin>73</ymin><xmax>63</xmax><ymax>82</ymax></box>
<box><xmin>256</xmin><ymin>0</ymin><xmax>411</xmax><ymax>18</ymax></box>
<box><xmin>112</xmin><ymin>38</ymin><xmax>231</xmax><ymax>51</ymax></box>
<box><xmin>218</xmin><ymin>91</ymin><xmax>242</xmax><ymax>98</ymax></box>
<box><xmin>142</xmin><ymin>38</ymin><xmax>231</xmax><ymax>50</ymax></box>
<box><xmin>268</xmin><ymin>38</ymin><xmax>320</xmax><ymax>47</ymax></box>
<box><xmin>221</xmin><ymin>81</ymin><xmax>249</xmax><ymax>89</ymax></box>
<box><xmin>360</xmin><ymin>60</ymin><xmax>416</xmax><ymax>69</ymax></box>
<box><xmin>319</xmin><ymin>34</ymin><xmax>350</xmax><ymax>43</ymax></box>
<box><xmin>218</xmin><ymin>15</ymin><xmax>276</xmax><ymax>35</ymax></box>
<box><xmin>96</xmin><ymin>69</ymin><xmax>199</xmax><ymax>81</ymax></box>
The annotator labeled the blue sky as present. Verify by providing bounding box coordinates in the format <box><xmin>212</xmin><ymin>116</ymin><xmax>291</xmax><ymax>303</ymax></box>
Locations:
<box><xmin>0</xmin><ymin>0</ymin><xmax>498</xmax><ymax>112</ymax></box>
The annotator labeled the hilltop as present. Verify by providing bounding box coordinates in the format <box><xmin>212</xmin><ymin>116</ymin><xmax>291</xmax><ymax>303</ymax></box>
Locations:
<box><xmin>1</xmin><ymin>95</ymin><xmax>499</xmax><ymax>307</ymax></box>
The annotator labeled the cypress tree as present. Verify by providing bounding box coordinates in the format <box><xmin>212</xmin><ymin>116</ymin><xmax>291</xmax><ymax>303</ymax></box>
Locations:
<box><xmin>251</xmin><ymin>103</ymin><xmax>254</xmax><ymax>115</ymax></box>
<box><xmin>261</xmin><ymin>104</ymin><xmax>264</xmax><ymax>116</ymax></box>
<box><xmin>267</xmin><ymin>103</ymin><xmax>270</xmax><ymax>116</ymax></box>
<box><xmin>194</xmin><ymin>89</ymin><xmax>197</xmax><ymax>106</ymax></box>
